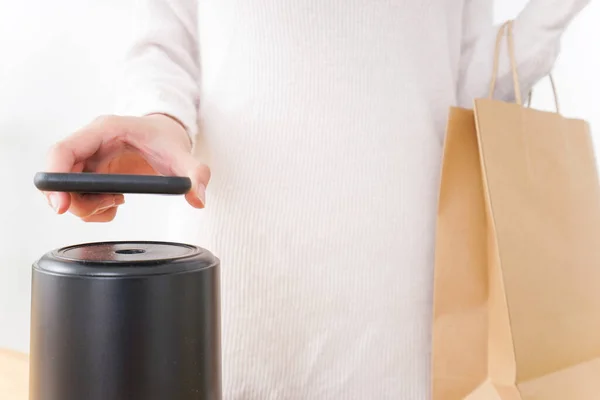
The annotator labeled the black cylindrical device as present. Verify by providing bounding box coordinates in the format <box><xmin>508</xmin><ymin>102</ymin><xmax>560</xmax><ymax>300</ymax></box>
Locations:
<box><xmin>29</xmin><ymin>241</ymin><xmax>221</xmax><ymax>400</ymax></box>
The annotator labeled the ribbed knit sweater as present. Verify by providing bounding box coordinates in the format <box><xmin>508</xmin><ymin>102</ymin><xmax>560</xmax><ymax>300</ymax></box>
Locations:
<box><xmin>116</xmin><ymin>1</ymin><xmax>589</xmax><ymax>398</ymax></box>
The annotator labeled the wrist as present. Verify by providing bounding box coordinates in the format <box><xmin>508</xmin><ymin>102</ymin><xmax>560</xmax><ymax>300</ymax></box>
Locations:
<box><xmin>144</xmin><ymin>113</ymin><xmax>193</xmax><ymax>148</ymax></box>
<box><xmin>145</xmin><ymin>113</ymin><xmax>185</xmax><ymax>130</ymax></box>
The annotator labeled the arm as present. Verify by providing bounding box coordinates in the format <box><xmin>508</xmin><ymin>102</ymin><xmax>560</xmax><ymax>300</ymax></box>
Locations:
<box><xmin>115</xmin><ymin>0</ymin><xmax>200</xmax><ymax>139</ymax></box>
<box><xmin>43</xmin><ymin>0</ymin><xmax>208</xmax><ymax>218</ymax></box>
<box><xmin>457</xmin><ymin>0</ymin><xmax>590</xmax><ymax>107</ymax></box>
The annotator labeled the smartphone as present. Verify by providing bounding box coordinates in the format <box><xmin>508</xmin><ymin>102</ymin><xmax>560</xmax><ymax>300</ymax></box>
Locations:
<box><xmin>33</xmin><ymin>172</ymin><xmax>191</xmax><ymax>195</ymax></box>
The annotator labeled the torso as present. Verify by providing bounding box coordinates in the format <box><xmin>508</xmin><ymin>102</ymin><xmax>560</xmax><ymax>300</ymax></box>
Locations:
<box><xmin>177</xmin><ymin>1</ymin><xmax>467</xmax><ymax>398</ymax></box>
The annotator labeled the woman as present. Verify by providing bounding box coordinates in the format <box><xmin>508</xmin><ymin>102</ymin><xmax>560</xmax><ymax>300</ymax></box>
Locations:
<box><xmin>42</xmin><ymin>0</ymin><xmax>589</xmax><ymax>398</ymax></box>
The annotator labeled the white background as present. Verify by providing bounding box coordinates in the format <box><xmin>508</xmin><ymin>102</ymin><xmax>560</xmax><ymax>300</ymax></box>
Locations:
<box><xmin>0</xmin><ymin>1</ymin><xmax>598</xmax><ymax>353</ymax></box>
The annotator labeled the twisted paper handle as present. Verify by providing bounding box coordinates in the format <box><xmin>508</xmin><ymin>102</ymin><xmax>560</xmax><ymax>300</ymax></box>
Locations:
<box><xmin>488</xmin><ymin>20</ymin><xmax>560</xmax><ymax>113</ymax></box>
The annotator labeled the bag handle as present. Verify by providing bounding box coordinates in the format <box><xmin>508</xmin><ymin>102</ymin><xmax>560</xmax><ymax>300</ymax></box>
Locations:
<box><xmin>526</xmin><ymin>76</ymin><xmax>561</xmax><ymax>114</ymax></box>
<box><xmin>488</xmin><ymin>20</ymin><xmax>560</xmax><ymax>113</ymax></box>
<box><xmin>489</xmin><ymin>21</ymin><xmax>521</xmax><ymax>104</ymax></box>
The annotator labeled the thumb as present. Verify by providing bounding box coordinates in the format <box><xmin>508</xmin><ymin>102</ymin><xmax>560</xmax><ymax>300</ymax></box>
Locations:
<box><xmin>168</xmin><ymin>151</ymin><xmax>211</xmax><ymax>209</ymax></box>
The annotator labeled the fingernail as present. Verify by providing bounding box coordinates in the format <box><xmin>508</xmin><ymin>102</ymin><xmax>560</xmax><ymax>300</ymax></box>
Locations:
<box><xmin>90</xmin><ymin>199</ymin><xmax>117</xmax><ymax>217</ymax></box>
<box><xmin>49</xmin><ymin>194</ymin><xmax>60</xmax><ymax>213</ymax></box>
<box><xmin>197</xmin><ymin>184</ymin><xmax>206</xmax><ymax>207</ymax></box>
<box><xmin>100</xmin><ymin>197</ymin><xmax>118</xmax><ymax>211</ymax></box>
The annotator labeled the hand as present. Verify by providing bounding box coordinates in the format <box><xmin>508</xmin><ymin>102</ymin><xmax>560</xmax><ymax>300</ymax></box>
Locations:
<box><xmin>43</xmin><ymin>114</ymin><xmax>210</xmax><ymax>222</ymax></box>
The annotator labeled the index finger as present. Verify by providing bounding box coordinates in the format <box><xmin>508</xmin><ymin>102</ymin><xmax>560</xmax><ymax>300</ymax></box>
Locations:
<box><xmin>46</xmin><ymin>115</ymin><xmax>121</xmax><ymax>173</ymax></box>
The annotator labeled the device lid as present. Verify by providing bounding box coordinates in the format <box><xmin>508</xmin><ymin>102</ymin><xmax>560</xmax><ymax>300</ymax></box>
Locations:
<box><xmin>34</xmin><ymin>241</ymin><xmax>219</xmax><ymax>277</ymax></box>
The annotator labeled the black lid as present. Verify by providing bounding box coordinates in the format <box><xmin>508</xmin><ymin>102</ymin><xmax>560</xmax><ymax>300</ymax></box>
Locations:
<box><xmin>33</xmin><ymin>241</ymin><xmax>218</xmax><ymax>277</ymax></box>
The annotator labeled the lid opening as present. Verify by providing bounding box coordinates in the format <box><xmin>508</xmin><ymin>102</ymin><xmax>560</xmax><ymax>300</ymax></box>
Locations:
<box><xmin>115</xmin><ymin>249</ymin><xmax>146</xmax><ymax>255</ymax></box>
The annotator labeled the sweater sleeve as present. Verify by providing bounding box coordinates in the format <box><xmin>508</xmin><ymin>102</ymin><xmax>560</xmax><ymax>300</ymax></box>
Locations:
<box><xmin>115</xmin><ymin>0</ymin><xmax>200</xmax><ymax>138</ymax></box>
<box><xmin>456</xmin><ymin>0</ymin><xmax>590</xmax><ymax>107</ymax></box>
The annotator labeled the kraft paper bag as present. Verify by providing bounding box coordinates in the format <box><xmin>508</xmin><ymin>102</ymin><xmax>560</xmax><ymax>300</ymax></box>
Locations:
<box><xmin>432</xmin><ymin>20</ymin><xmax>600</xmax><ymax>400</ymax></box>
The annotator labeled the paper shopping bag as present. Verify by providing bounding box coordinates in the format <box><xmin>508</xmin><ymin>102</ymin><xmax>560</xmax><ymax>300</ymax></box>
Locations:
<box><xmin>432</xmin><ymin>20</ymin><xmax>600</xmax><ymax>400</ymax></box>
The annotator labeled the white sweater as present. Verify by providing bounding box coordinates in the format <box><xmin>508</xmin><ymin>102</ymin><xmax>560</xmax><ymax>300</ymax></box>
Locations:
<box><xmin>116</xmin><ymin>1</ymin><xmax>588</xmax><ymax>398</ymax></box>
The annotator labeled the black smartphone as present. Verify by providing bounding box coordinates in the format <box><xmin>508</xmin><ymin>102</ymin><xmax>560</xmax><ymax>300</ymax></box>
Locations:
<box><xmin>33</xmin><ymin>172</ymin><xmax>191</xmax><ymax>195</ymax></box>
